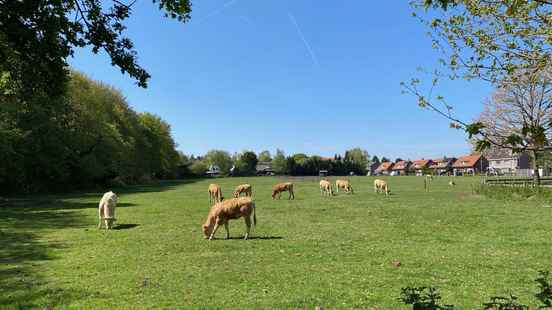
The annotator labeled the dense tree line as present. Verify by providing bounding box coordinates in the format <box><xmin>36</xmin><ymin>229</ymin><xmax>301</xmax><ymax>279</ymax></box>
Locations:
<box><xmin>0</xmin><ymin>71</ymin><xmax>180</xmax><ymax>193</ymax></box>
<box><xmin>185</xmin><ymin>148</ymin><xmax>374</xmax><ymax>177</ymax></box>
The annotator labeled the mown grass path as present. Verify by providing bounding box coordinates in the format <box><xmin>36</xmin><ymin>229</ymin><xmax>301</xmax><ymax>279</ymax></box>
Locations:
<box><xmin>1</xmin><ymin>176</ymin><xmax>551</xmax><ymax>309</ymax></box>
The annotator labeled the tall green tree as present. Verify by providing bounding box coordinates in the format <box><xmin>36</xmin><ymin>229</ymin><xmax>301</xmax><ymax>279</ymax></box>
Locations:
<box><xmin>204</xmin><ymin>150</ymin><xmax>233</xmax><ymax>175</ymax></box>
<box><xmin>344</xmin><ymin>148</ymin><xmax>369</xmax><ymax>174</ymax></box>
<box><xmin>234</xmin><ymin>151</ymin><xmax>258</xmax><ymax>176</ymax></box>
<box><xmin>0</xmin><ymin>71</ymin><xmax>182</xmax><ymax>192</ymax></box>
<box><xmin>272</xmin><ymin>149</ymin><xmax>287</xmax><ymax>174</ymax></box>
<box><xmin>404</xmin><ymin>0</ymin><xmax>552</xmax><ymax>184</ymax></box>
<box><xmin>258</xmin><ymin>150</ymin><xmax>272</xmax><ymax>162</ymax></box>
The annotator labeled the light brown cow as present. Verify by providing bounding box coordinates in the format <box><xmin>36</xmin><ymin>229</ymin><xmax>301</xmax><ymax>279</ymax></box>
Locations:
<box><xmin>208</xmin><ymin>184</ymin><xmax>224</xmax><ymax>206</ymax></box>
<box><xmin>374</xmin><ymin>179</ymin><xmax>390</xmax><ymax>196</ymax></box>
<box><xmin>202</xmin><ymin>197</ymin><xmax>257</xmax><ymax>240</ymax></box>
<box><xmin>98</xmin><ymin>191</ymin><xmax>118</xmax><ymax>229</ymax></box>
<box><xmin>272</xmin><ymin>182</ymin><xmax>295</xmax><ymax>200</ymax></box>
<box><xmin>233</xmin><ymin>183</ymin><xmax>252</xmax><ymax>198</ymax></box>
<box><xmin>336</xmin><ymin>179</ymin><xmax>354</xmax><ymax>194</ymax></box>
<box><xmin>319</xmin><ymin>180</ymin><xmax>333</xmax><ymax>196</ymax></box>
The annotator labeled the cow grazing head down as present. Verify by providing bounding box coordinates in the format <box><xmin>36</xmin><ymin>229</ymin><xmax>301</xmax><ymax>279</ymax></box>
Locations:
<box><xmin>202</xmin><ymin>224</ymin><xmax>212</xmax><ymax>239</ymax></box>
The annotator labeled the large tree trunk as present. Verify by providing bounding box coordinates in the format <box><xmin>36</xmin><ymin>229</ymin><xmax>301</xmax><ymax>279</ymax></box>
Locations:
<box><xmin>531</xmin><ymin>150</ymin><xmax>541</xmax><ymax>186</ymax></box>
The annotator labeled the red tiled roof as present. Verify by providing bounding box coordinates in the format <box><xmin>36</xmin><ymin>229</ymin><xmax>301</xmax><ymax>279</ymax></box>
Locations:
<box><xmin>411</xmin><ymin>159</ymin><xmax>431</xmax><ymax>169</ymax></box>
<box><xmin>375</xmin><ymin>162</ymin><xmax>394</xmax><ymax>172</ymax></box>
<box><xmin>392</xmin><ymin>160</ymin><xmax>411</xmax><ymax>170</ymax></box>
<box><xmin>429</xmin><ymin>158</ymin><xmax>455</xmax><ymax>169</ymax></box>
<box><xmin>452</xmin><ymin>155</ymin><xmax>482</xmax><ymax>168</ymax></box>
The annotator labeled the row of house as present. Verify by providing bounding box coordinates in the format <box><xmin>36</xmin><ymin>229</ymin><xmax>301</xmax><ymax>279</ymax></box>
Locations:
<box><xmin>373</xmin><ymin>150</ymin><xmax>535</xmax><ymax>176</ymax></box>
<box><xmin>207</xmin><ymin>149</ymin><xmax>536</xmax><ymax>177</ymax></box>
<box><xmin>373</xmin><ymin>155</ymin><xmax>489</xmax><ymax>176</ymax></box>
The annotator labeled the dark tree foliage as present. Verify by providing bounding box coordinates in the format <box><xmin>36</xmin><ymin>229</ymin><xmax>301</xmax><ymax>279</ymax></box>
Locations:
<box><xmin>400</xmin><ymin>286</ymin><xmax>454</xmax><ymax>310</ymax></box>
<box><xmin>234</xmin><ymin>151</ymin><xmax>258</xmax><ymax>176</ymax></box>
<box><xmin>0</xmin><ymin>71</ymin><xmax>181</xmax><ymax>193</ymax></box>
<box><xmin>372</xmin><ymin>156</ymin><xmax>380</xmax><ymax>164</ymax></box>
<box><xmin>0</xmin><ymin>0</ymin><xmax>192</xmax><ymax>98</ymax></box>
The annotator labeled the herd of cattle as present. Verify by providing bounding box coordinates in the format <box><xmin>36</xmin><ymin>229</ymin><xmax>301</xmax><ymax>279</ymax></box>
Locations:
<box><xmin>97</xmin><ymin>177</ymin><xmax>456</xmax><ymax>240</ymax></box>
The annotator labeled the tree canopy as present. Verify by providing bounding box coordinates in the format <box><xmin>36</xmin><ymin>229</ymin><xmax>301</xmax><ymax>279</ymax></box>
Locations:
<box><xmin>404</xmin><ymin>0</ymin><xmax>552</xmax><ymax>184</ymax></box>
<box><xmin>0</xmin><ymin>0</ymin><xmax>192</xmax><ymax>100</ymax></box>
<box><xmin>0</xmin><ymin>71</ymin><xmax>181</xmax><ymax>193</ymax></box>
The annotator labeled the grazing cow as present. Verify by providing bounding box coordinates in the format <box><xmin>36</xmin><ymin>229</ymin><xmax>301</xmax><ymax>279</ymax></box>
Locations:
<box><xmin>98</xmin><ymin>191</ymin><xmax>118</xmax><ymax>229</ymax></box>
<box><xmin>208</xmin><ymin>184</ymin><xmax>224</xmax><ymax>206</ymax></box>
<box><xmin>336</xmin><ymin>179</ymin><xmax>354</xmax><ymax>194</ymax></box>
<box><xmin>374</xmin><ymin>179</ymin><xmax>390</xmax><ymax>196</ymax></box>
<box><xmin>202</xmin><ymin>197</ymin><xmax>256</xmax><ymax>240</ymax></box>
<box><xmin>272</xmin><ymin>182</ymin><xmax>295</xmax><ymax>200</ymax></box>
<box><xmin>233</xmin><ymin>183</ymin><xmax>252</xmax><ymax>198</ymax></box>
<box><xmin>319</xmin><ymin>180</ymin><xmax>333</xmax><ymax>196</ymax></box>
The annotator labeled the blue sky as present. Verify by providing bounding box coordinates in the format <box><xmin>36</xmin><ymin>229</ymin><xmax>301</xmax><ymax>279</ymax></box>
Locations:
<box><xmin>69</xmin><ymin>1</ymin><xmax>491</xmax><ymax>160</ymax></box>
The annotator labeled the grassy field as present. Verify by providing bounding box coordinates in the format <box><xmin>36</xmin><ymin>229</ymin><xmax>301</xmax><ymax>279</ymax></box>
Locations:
<box><xmin>1</xmin><ymin>176</ymin><xmax>551</xmax><ymax>309</ymax></box>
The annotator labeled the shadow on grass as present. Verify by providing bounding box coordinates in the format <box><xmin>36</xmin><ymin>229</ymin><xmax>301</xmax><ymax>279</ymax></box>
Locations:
<box><xmin>0</xmin><ymin>178</ymin><xmax>205</xmax><ymax>308</ymax></box>
<box><xmin>0</xmin><ymin>199</ymin><xmax>92</xmax><ymax>307</ymax></box>
<box><xmin>213</xmin><ymin>236</ymin><xmax>284</xmax><ymax>241</ymax></box>
<box><xmin>113</xmin><ymin>223</ymin><xmax>140</xmax><ymax>230</ymax></box>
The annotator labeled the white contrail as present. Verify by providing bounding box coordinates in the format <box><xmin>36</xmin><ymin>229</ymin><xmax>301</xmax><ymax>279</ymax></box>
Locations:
<box><xmin>288</xmin><ymin>12</ymin><xmax>319</xmax><ymax>68</ymax></box>
<box><xmin>196</xmin><ymin>0</ymin><xmax>239</xmax><ymax>25</ymax></box>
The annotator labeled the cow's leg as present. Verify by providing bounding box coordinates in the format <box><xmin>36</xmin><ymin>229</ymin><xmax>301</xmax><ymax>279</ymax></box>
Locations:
<box><xmin>209</xmin><ymin>223</ymin><xmax>220</xmax><ymax>240</ymax></box>
<box><xmin>244</xmin><ymin>217</ymin><xmax>251</xmax><ymax>240</ymax></box>
<box><xmin>98</xmin><ymin>206</ymin><xmax>103</xmax><ymax>229</ymax></box>
<box><xmin>224</xmin><ymin>222</ymin><xmax>230</xmax><ymax>239</ymax></box>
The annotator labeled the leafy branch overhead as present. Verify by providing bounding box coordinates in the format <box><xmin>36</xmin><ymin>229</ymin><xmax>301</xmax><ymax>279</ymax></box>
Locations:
<box><xmin>0</xmin><ymin>0</ymin><xmax>192</xmax><ymax>96</ymax></box>
<box><xmin>404</xmin><ymin>0</ymin><xmax>552</xmax><ymax>185</ymax></box>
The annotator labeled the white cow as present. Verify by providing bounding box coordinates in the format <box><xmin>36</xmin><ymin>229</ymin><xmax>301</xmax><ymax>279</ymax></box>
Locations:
<box><xmin>98</xmin><ymin>191</ymin><xmax>118</xmax><ymax>230</ymax></box>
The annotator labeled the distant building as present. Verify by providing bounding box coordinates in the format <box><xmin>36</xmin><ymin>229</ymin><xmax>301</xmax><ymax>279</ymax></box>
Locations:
<box><xmin>375</xmin><ymin>162</ymin><xmax>394</xmax><ymax>175</ymax></box>
<box><xmin>429</xmin><ymin>157</ymin><xmax>456</xmax><ymax>175</ymax></box>
<box><xmin>452</xmin><ymin>154</ymin><xmax>488</xmax><ymax>175</ymax></box>
<box><xmin>256</xmin><ymin>161</ymin><xmax>274</xmax><ymax>176</ymax></box>
<box><xmin>366</xmin><ymin>161</ymin><xmax>380</xmax><ymax>176</ymax></box>
<box><xmin>411</xmin><ymin>159</ymin><xmax>432</xmax><ymax>176</ymax></box>
<box><xmin>484</xmin><ymin>147</ymin><xmax>531</xmax><ymax>176</ymax></box>
<box><xmin>206</xmin><ymin>164</ymin><xmax>221</xmax><ymax>177</ymax></box>
<box><xmin>391</xmin><ymin>160</ymin><xmax>411</xmax><ymax>176</ymax></box>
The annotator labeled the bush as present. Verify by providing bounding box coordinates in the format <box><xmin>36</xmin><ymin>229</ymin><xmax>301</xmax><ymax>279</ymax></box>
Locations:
<box><xmin>473</xmin><ymin>183</ymin><xmax>552</xmax><ymax>202</ymax></box>
<box><xmin>400</xmin><ymin>271</ymin><xmax>552</xmax><ymax>309</ymax></box>
<box><xmin>399</xmin><ymin>287</ymin><xmax>454</xmax><ymax>309</ymax></box>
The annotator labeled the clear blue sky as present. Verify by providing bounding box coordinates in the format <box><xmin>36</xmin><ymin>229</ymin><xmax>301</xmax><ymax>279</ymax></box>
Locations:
<box><xmin>69</xmin><ymin>1</ymin><xmax>491</xmax><ymax>160</ymax></box>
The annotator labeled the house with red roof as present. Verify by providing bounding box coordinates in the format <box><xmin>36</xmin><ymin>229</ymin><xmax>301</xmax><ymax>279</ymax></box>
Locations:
<box><xmin>411</xmin><ymin>159</ymin><xmax>433</xmax><ymax>176</ymax></box>
<box><xmin>429</xmin><ymin>157</ymin><xmax>456</xmax><ymax>175</ymax></box>
<box><xmin>391</xmin><ymin>160</ymin><xmax>411</xmax><ymax>176</ymax></box>
<box><xmin>452</xmin><ymin>154</ymin><xmax>488</xmax><ymax>175</ymax></box>
<box><xmin>374</xmin><ymin>162</ymin><xmax>394</xmax><ymax>175</ymax></box>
